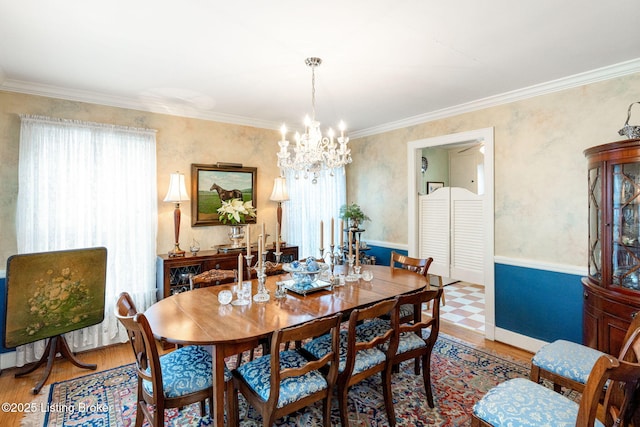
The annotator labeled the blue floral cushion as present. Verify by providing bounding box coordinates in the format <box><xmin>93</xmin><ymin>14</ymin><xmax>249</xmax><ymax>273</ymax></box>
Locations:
<box><xmin>472</xmin><ymin>378</ymin><xmax>605</xmax><ymax>427</ymax></box>
<box><xmin>142</xmin><ymin>345</ymin><xmax>228</xmax><ymax>398</ymax></box>
<box><xmin>532</xmin><ymin>340</ymin><xmax>604</xmax><ymax>385</ymax></box>
<box><xmin>235</xmin><ymin>350</ymin><xmax>328</xmax><ymax>408</ymax></box>
<box><xmin>303</xmin><ymin>330</ymin><xmax>386</xmax><ymax>374</ymax></box>
<box><xmin>355</xmin><ymin>318</ymin><xmax>427</xmax><ymax>354</ymax></box>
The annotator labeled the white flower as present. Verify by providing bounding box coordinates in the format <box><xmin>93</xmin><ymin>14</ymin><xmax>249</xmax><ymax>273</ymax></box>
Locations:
<box><xmin>217</xmin><ymin>198</ymin><xmax>257</xmax><ymax>224</ymax></box>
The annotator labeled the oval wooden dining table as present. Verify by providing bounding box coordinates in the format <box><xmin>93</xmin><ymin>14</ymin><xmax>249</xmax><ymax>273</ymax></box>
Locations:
<box><xmin>144</xmin><ymin>263</ymin><xmax>427</xmax><ymax>426</ymax></box>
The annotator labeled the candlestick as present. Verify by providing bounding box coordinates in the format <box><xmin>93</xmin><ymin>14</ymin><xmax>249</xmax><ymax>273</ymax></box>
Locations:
<box><xmin>331</xmin><ymin>218</ymin><xmax>334</xmax><ymax>246</ymax></box>
<box><xmin>276</xmin><ymin>220</ymin><xmax>280</xmax><ymax>253</ymax></box>
<box><xmin>355</xmin><ymin>237</ymin><xmax>360</xmax><ymax>267</ymax></box>
<box><xmin>238</xmin><ymin>253</ymin><xmax>243</xmax><ymax>284</ymax></box>
<box><xmin>348</xmin><ymin>230</ymin><xmax>353</xmax><ymax>259</ymax></box>
<box><xmin>246</xmin><ymin>225</ymin><xmax>251</xmax><ymax>255</ymax></box>
<box><xmin>258</xmin><ymin>235</ymin><xmax>263</xmax><ymax>270</ymax></box>
<box><xmin>320</xmin><ymin>220</ymin><xmax>324</xmax><ymax>250</ymax></box>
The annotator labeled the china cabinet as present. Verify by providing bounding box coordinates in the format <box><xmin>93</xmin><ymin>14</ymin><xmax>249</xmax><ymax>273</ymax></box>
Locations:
<box><xmin>583</xmin><ymin>138</ymin><xmax>640</xmax><ymax>354</ymax></box>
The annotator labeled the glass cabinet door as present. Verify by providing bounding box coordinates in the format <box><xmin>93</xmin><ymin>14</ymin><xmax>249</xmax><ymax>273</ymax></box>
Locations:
<box><xmin>588</xmin><ymin>166</ymin><xmax>601</xmax><ymax>282</ymax></box>
<box><xmin>611</xmin><ymin>162</ymin><xmax>640</xmax><ymax>290</ymax></box>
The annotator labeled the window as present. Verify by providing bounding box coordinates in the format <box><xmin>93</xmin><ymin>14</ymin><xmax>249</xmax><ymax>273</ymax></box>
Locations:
<box><xmin>283</xmin><ymin>169</ymin><xmax>346</xmax><ymax>259</ymax></box>
<box><xmin>16</xmin><ymin>115</ymin><xmax>157</xmax><ymax>363</ymax></box>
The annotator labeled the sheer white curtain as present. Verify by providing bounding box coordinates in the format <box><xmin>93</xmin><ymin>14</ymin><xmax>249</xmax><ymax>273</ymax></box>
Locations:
<box><xmin>283</xmin><ymin>169</ymin><xmax>346</xmax><ymax>259</ymax></box>
<box><xmin>16</xmin><ymin>115</ymin><xmax>157</xmax><ymax>365</ymax></box>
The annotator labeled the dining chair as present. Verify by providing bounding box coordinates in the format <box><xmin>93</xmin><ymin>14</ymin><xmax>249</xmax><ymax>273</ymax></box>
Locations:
<box><xmin>303</xmin><ymin>298</ymin><xmax>399</xmax><ymax>427</ymax></box>
<box><xmin>530</xmin><ymin>312</ymin><xmax>640</xmax><ymax>394</ymax></box>
<box><xmin>390</xmin><ymin>251</ymin><xmax>444</xmax><ymax>319</ymax></box>
<box><xmin>189</xmin><ymin>269</ymin><xmax>236</xmax><ymax>289</ymax></box>
<box><xmin>229</xmin><ymin>313</ymin><xmax>342</xmax><ymax>427</ymax></box>
<box><xmin>115</xmin><ymin>292</ymin><xmax>230</xmax><ymax>427</ymax></box>
<box><xmin>472</xmin><ymin>327</ymin><xmax>640</xmax><ymax>426</ymax></box>
<box><xmin>355</xmin><ymin>288</ymin><xmax>442</xmax><ymax>407</ymax></box>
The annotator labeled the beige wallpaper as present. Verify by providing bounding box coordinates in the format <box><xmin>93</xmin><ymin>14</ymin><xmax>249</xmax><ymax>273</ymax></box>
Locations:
<box><xmin>0</xmin><ymin>91</ymin><xmax>281</xmax><ymax>267</ymax></box>
<box><xmin>2</xmin><ymin>72</ymin><xmax>639</xmax><ymax>270</ymax></box>
<box><xmin>349</xmin><ymin>72</ymin><xmax>640</xmax><ymax>267</ymax></box>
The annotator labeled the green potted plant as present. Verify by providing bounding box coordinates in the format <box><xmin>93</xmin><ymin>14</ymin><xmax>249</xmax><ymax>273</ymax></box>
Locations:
<box><xmin>339</xmin><ymin>203</ymin><xmax>371</xmax><ymax>230</ymax></box>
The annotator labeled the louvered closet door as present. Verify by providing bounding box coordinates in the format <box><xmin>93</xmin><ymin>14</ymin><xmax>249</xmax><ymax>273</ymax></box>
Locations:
<box><xmin>419</xmin><ymin>189</ymin><xmax>450</xmax><ymax>278</ymax></box>
<box><xmin>450</xmin><ymin>187</ymin><xmax>484</xmax><ymax>284</ymax></box>
<box><xmin>419</xmin><ymin>187</ymin><xmax>484</xmax><ymax>285</ymax></box>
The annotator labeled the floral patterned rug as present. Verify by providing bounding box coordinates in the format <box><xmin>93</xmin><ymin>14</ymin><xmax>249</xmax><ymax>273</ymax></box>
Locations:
<box><xmin>22</xmin><ymin>334</ymin><xmax>529</xmax><ymax>426</ymax></box>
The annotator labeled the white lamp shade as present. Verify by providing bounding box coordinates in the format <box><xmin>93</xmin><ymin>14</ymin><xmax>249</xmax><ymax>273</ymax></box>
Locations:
<box><xmin>163</xmin><ymin>172</ymin><xmax>189</xmax><ymax>202</ymax></box>
<box><xmin>270</xmin><ymin>177</ymin><xmax>289</xmax><ymax>202</ymax></box>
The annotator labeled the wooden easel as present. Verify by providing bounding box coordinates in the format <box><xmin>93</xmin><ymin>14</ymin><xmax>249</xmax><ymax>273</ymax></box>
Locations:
<box><xmin>14</xmin><ymin>334</ymin><xmax>96</xmax><ymax>394</ymax></box>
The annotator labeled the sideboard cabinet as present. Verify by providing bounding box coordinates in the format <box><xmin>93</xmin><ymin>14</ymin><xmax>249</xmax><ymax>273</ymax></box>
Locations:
<box><xmin>583</xmin><ymin>139</ymin><xmax>640</xmax><ymax>355</ymax></box>
<box><xmin>156</xmin><ymin>246</ymin><xmax>298</xmax><ymax>300</ymax></box>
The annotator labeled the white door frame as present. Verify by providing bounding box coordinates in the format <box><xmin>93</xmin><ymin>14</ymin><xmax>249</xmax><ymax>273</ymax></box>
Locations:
<box><xmin>407</xmin><ymin>127</ymin><xmax>495</xmax><ymax>340</ymax></box>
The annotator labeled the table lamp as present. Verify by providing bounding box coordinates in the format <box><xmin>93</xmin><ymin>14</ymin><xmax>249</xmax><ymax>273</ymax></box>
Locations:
<box><xmin>269</xmin><ymin>176</ymin><xmax>289</xmax><ymax>245</ymax></box>
<box><xmin>164</xmin><ymin>171</ymin><xmax>189</xmax><ymax>257</ymax></box>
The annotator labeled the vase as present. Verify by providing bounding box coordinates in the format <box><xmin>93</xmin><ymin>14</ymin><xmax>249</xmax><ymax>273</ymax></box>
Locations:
<box><xmin>228</xmin><ymin>225</ymin><xmax>245</xmax><ymax>248</ymax></box>
<box><xmin>348</xmin><ymin>218</ymin><xmax>360</xmax><ymax>230</ymax></box>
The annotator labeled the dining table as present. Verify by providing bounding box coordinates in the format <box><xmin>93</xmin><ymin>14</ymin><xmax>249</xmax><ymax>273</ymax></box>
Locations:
<box><xmin>144</xmin><ymin>263</ymin><xmax>428</xmax><ymax>426</ymax></box>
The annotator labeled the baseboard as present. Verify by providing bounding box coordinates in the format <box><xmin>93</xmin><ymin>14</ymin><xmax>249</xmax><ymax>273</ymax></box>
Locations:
<box><xmin>494</xmin><ymin>327</ymin><xmax>548</xmax><ymax>354</ymax></box>
<box><xmin>0</xmin><ymin>350</ymin><xmax>17</xmax><ymax>370</ymax></box>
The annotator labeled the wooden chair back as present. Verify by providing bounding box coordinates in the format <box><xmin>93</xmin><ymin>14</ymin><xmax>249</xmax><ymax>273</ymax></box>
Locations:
<box><xmin>115</xmin><ymin>293</ymin><xmax>163</xmax><ymax>401</ymax></box>
<box><xmin>601</xmin><ymin>326</ymin><xmax>640</xmax><ymax>426</ymax></box>
<box><xmin>390</xmin><ymin>287</ymin><xmax>442</xmax><ymax>406</ymax></box>
<box><xmin>231</xmin><ymin>313</ymin><xmax>342</xmax><ymax>427</ymax></box>
<box><xmin>268</xmin><ymin>314</ymin><xmax>342</xmax><ymax>413</ymax></box>
<box><xmin>390</xmin><ymin>251</ymin><xmax>432</xmax><ymax>277</ymax></box>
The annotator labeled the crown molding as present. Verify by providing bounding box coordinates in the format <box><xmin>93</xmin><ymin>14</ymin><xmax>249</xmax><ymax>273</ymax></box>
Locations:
<box><xmin>0</xmin><ymin>78</ymin><xmax>280</xmax><ymax>130</ymax></box>
<box><xmin>350</xmin><ymin>58</ymin><xmax>640</xmax><ymax>139</ymax></box>
<box><xmin>2</xmin><ymin>58</ymin><xmax>639</xmax><ymax>136</ymax></box>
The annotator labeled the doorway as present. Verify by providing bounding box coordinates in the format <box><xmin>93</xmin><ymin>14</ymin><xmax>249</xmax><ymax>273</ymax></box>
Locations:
<box><xmin>407</xmin><ymin>128</ymin><xmax>495</xmax><ymax>340</ymax></box>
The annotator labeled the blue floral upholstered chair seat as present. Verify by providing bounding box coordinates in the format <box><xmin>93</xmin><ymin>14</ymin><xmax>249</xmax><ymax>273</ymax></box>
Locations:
<box><xmin>141</xmin><ymin>344</ymin><xmax>231</xmax><ymax>398</ymax></box>
<box><xmin>473</xmin><ymin>328</ymin><xmax>640</xmax><ymax>427</ymax></box>
<box><xmin>303</xmin><ymin>298</ymin><xmax>399</xmax><ymax>427</ymax></box>
<box><xmin>355</xmin><ymin>288</ymin><xmax>442</xmax><ymax>407</ymax></box>
<box><xmin>530</xmin><ymin>339</ymin><xmax>604</xmax><ymax>392</ymax></box>
<box><xmin>229</xmin><ymin>314</ymin><xmax>342</xmax><ymax>427</ymax></box>
<box><xmin>472</xmin><ymin>377</ymin><xmax>605</xmax><ymax>427</ymax></box>
<box><xmin>115</xmin><ymin>292</ymin><xmax>227</xmax><ymax>427</ymax></box>
<box><xmin>530</xmin><ymin>314</ymin><xmax>640</xmax><ymax>394</ymax></box>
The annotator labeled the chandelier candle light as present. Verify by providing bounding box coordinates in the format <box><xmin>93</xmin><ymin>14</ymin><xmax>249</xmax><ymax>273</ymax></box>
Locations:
<box><xmin>277</xmin><ymin>57</ymin><xmax>352</xmax><ymax>183</ymax></box>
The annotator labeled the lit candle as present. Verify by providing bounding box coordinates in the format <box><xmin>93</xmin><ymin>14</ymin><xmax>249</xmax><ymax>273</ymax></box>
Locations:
<box><xmin>355</xmin><ymin>237</ymin><xmax>360</xmax><ymax>267</ymax></box>
<box><xmin>339</xmin><ymin>121</ymin><xmax>346</xmax><ymax>139</ymax></box>
<box><xmin>238</xmin><ymin>253</ymin><xmax>243</xmax><ymax>284</ymax></box>
<box><xmin>331</xmin><ymin>218</ymin><xmax>334</xmax><ymax>246</ymax></box>
<box><xmin>280</xmin><ymin>124</ymin><xmax>287</xmax><ymax>141</ymax></box>
<box><xmin>246</xmin><ymin>224</ymin><xmax>251</xmax><ymax>256</ymax></box>
<box><xmin>320</xmin><ymin>220</ymin><xmax>324</xmax><ymax>249</ymax></box>
<box><xmin>340</xmin><ymin>220</ymin><xmax>344</xmax><ymax>248</ymax></box>
<box><xmin>348</xmin><ymin>230</ymin><xmax>353</xmax><ymax>259</ymax></box>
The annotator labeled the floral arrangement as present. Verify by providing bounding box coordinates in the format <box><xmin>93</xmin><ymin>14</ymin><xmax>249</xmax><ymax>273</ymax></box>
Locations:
<box><xmin>217</xmin><ymin>198</ymin><xmax>257</xmax><ymax>224</ymax></box>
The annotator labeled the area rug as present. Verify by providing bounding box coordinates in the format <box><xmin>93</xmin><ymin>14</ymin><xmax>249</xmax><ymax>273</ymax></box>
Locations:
<box><xmin>22</xmin><ymin>334</ymin><xmax>530</xmax><ymax>426</ymax></box>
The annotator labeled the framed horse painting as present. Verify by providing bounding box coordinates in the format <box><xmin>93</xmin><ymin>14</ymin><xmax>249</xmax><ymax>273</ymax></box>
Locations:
<box><xmin>191</xmin><ymin>163</ymin><xmax>257</xmax><ymax>226</ymax></box>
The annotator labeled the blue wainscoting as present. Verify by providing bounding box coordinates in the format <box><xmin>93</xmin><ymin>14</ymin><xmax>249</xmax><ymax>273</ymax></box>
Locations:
<box><xmin>0</xmin><ymin>276</ymin><xmax>8</xmax><ymax>353</ymax></box>
<box><xmin>495</xmin><ymin>263</ymin><xmax>583</xmax><ymax>343</ymax></box>
<box><xmin>365</xmin><ymin>245</ymin><xmax>406</xmax><ymax>267</ymax></box>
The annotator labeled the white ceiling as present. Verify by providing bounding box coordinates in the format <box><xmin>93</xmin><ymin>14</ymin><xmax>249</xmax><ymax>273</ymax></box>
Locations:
<box><xmin>1</xmin><ymin>0</ymin><xmax>640</xmax><ymax>137</ymax></box>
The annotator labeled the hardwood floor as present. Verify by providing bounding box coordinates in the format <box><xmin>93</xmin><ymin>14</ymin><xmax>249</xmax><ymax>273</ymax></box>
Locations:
<box><xmin>0</xmin><ymin>320</ymin><xmax>532</xmax><ymax>426</ymax></box>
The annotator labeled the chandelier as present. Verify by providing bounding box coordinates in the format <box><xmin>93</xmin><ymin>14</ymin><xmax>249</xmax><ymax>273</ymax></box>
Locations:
<box><xmin>276</xmin><ymin>57</ymin><xmax>352</xmax><ymax>184</ymax></box>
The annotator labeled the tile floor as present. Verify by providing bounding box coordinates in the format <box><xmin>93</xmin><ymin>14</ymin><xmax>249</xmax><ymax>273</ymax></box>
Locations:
<box><xmin>437</xmin><ymin>281</ymin><xmax>485</xmax><ymax>333</ymax></box>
